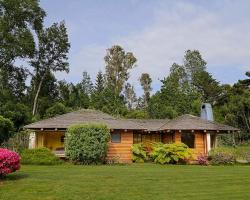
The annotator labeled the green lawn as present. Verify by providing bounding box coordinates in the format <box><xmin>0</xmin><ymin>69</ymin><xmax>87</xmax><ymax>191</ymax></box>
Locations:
<box><xmin>1</xmin><ymin>164</ymin><xmax>250</xmax><ymax>200</ymax></box>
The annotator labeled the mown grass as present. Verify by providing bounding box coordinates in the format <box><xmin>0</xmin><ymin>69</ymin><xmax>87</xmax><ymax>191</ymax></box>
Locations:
<box><xmin>1</xmin><ymin>164</ymin><xmax>250</xmax><ymax>200</ymax></box>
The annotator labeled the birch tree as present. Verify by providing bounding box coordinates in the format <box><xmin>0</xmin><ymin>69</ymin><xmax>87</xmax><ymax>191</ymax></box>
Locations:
<box><xmin>30</xmin><ymin>22</ymin><xmax>70</xmax><ymax>115</ymax></box>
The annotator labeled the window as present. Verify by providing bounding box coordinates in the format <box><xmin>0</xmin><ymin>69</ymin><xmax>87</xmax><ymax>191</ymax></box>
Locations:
<box><xmin>133</xmin><ymin>132</ymin><xmax>162</xmax><ymax>144</ymax></box>
<box><xmin>181</xmin><ymin>133</ymin><xmax>195</xmax><ymax>148</ymax></box>
<box><xmin>111</xmin><ymin>132</ymin><xmax>121</xmax><ymax>143</ymax></box>
<box><xmin>133</xmin><ymin>133</ymin><xmax>142</xmax><ymax>144</ymax></box>
<box><xmin>60</xmin><ymin>135</ymin><xmax>65</xmax><ymax>143</ymax></box>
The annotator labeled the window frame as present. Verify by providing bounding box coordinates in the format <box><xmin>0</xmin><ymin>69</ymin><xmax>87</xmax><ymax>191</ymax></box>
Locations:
<box><xmin>111</xmin><ymin>131</ymin><xmax>121</xmax><ymax>143</ymax></box>
<box><xmin>181</xmin><ymin>132</ymin><xmax>195</xmax><ymax>148</ymax></box>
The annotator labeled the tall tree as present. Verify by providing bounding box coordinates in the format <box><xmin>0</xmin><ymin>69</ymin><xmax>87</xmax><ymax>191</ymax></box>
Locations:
<box><xmin>0</xmin><ymin>0</ymin><xmax>45</xmax><ymax>66</ymax></box>
<box><xmin>124</xmin><ymin>83</ymin><xmax>137</xmax><ymax>110</ymax></box>
<box><xmin>239</xmin><ymin>71</ymin><xmax>250</xmax><ymax>87</ymax></box>
<box><xmin>139</xmin><ymin>73</ymin><xmax>152</xmax><ymax>108</ymax></box>
<box><xmin>0</xmin><ymin>0</ymin><xmax>45</xmax><ymax>104</ymax></box>
<box><xmin>30</xmin><ymin>22</ymin><xmax>70</xmax><ymax>115</ymax></box>
<box><xmin>80</xmin><ymin>71</ymin><xmax>93</xmax><ymax>96</ymax></box>
<box><xmin>91</xmin><ymin>71</ymin><xmax>105</xmax><ymax>110</ymax></box>
<box><xmin>104</xmin><ymin>45</ymin><xmax>137</xmax><ymax>115</ymax></box>
<box><xmin>28</xmin><ymin>71</ymin><xmax>59</xmax><ymax>118</ymax></box>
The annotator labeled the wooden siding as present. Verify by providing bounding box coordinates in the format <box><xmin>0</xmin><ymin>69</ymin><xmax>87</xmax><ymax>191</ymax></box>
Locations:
<box><xmin>107</xmin><ymin>131</ymin><xmax>133</xmax><ymax>163</ymax></box>
<box><xmin>34</xmin><ymin>129</ymin><xmax>207</xmax><ymax>162</ymax></box>
<box><xmin>162</xmin><ymin>133</ymin><xmax>174</xmax><ymax>143</ymax></box>
<box><xmin>194</xmin><ymin>131</ymin><xmax>205</xmax><ymax>155</ymax></box>
<box><xmin>174</xmin><ymin>131</ymin><xmax>182</xmax><ymax>142</ymax></box>
<box><xmin>173</xmin><ymin>130</ymin><xmax>206</xmax><ymax>157</ymax></box>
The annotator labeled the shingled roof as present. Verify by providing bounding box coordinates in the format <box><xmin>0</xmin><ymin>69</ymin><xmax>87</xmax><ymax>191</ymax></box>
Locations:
<box><xmin>24</xmin><ymin>109</ymin><xmax>239</xmax><ymax>132</ymax></box>
<box><xmin>129</xmin><ymin>119</ymin><xmax>170</xmax><ymax>131</ymax></box>
<box><xmin>159</xmin><ymin>114</ymin><xmax>239</xmax><ymax>131</ymax></box>
<box><xmin>24</xmin><ymin>109</ymin><xmax>146</xmax><ymax>130</ymax></box>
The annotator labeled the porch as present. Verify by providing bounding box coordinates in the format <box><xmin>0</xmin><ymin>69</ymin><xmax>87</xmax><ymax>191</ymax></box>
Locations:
<box><xmin>35</xmin><ymin>131</ymin><xmax>66</xmax><ymax>157</ymax></box>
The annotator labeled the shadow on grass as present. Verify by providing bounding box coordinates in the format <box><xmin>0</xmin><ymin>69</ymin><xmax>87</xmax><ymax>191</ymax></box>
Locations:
<box><xmin>1</xmin><ymin>172</ymin><xmax>29</xmax><ymax>182</ymax></box>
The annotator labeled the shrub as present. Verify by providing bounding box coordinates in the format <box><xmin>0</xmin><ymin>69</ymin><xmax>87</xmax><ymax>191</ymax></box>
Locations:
<box><xmin>209</xmin><ymin>148</ymin><xmax>236</xmax><ymax>165</ymax></box>
<box><xmin>20</xmin><ymin>148</ymin><xmax>63</xmax><ymax>165</ymax></box>
<box><xmin>150</xmin><ymin>143</ymin><xmax>193</xmax><ymax>164</ymax></box>
<box><xmin>0</xmin><ymin>115</ymin><xmax>14</xmax><ymax>145</ymax></box>
<box><xmin>65</xmin><ymin>123</ymin><xmax>110</xmax><ymax>164</ymax></box>
<box><xmin>3</xmin><ymin>130</ymin><xmax>30</xmax><ymax>153</ymax></box>
<box><xmin>0</xmin><ymin>148</ymin><xmax>20</xmax><ymax>178</ymax></box>
<box><xmin>131</xmin><ymin>143</ymin><xmax>149</xmax><ymax>163</ymax></box>
<box><xmin>235</xmin><ymin>146</ymin><xmax>250</xmax><ymax>163</ymax></box>
<box><xmin>197</xmin><ymin>154</ymin><xmax>209</xmax><ymax>166</ymax></box>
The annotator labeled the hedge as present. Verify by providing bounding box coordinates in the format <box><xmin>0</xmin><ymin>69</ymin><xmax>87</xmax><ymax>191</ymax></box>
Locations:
<box><xmin>65</xmin><ymin>123</ymin><xmax>110</xmax><ymax>164</ymax></box>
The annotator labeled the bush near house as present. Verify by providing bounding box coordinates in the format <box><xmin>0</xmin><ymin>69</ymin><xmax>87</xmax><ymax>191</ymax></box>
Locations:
<box><xmin>209</xmin><ymin>148</ymin><xmax>236</xmax><ymax>165</ymax></box>
<box><xmin>0</xmin><ymin>115</ymin><xmax>14</xmax><ymax>145</ymax></box>
<box><xmin>0</xmin><ymin>148</ymin><xmax>20</xmax><ymax>178</ymax></box>
<box><xmin>65</xmin><ymin>123</ymin><xmax>110</xmax><ymax>164</ymax></box>
<box><xmin>235</xmin><ymin>146</ymin><xmax>250</xmax><ymax>163</ymax></box>
<box><xmin>132</xmin><ymin>142</ymin><xmax>193</xmax><ymax>164</ymax></box>
<box><xmin>151</xmin><ymin>143</ymin><xmax>193</xmax><ymax>164</ymax></box>
<box><xmin>197</xmin><ymin>154</ymin><xmax>209</xmax><ymax>165</ymax></box>
<box><xmin>131</xmin><ymin>143</ymin><xmax>149</xmax><ymax>163</ymax></box>
<box><xmin>20</xmin><ymin>148</ymin><xmax>63</xmax><ymax>165</ymax></box>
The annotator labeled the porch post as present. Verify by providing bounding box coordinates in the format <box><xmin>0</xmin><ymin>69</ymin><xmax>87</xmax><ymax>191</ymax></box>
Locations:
<box><xmin>206</xmin><ymin>133</ymin><xmax>211</xmax><ymax>153</ymax></box>
<box><xmin>29</xmin><ymin>132</ymin><xmax>36</xmax><ymax>149</ymax></box>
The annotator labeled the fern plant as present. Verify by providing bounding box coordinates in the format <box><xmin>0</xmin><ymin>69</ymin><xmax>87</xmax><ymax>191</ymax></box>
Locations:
<box><xmin>131</xmin><ymin>143</ymin><xmax>149</xmax><ymax>163</ymax></box>
<box><xmin>150</xmin><ymin>143</ymin><xmax>193</xmax><ymax>164</ymax></box>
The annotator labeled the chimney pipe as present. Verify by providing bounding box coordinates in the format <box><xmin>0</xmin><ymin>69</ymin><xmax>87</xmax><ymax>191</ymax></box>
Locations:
<box><xmin>201</xmin><ymin>103</ymin><xmax>214</xmax><ymax>153</ymax></box>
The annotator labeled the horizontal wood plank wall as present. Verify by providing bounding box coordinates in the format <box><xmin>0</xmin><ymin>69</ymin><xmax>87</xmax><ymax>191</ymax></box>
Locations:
<box><xmin>162</xmin><ymin>133</ymin><xmax>174</xmax><ymax>143</ymax></box>
<box><xmin>107</xmin><ymin>131</ymin><xmax>133</xmax><ymax>163</ymax></box>
<box><xmin>173</xmin><ymin>131</ymin><xmax>206</xmax><ymax>158</ymax></box>
<box><xmin>194</xmin><ymin>131</ymin><xmax>205</xmax><ymax>155</ymax></box>
<box><xmin>174</xmin><ymin>131</ymin><xmax>182</xmax><ymax>142</ymax></box>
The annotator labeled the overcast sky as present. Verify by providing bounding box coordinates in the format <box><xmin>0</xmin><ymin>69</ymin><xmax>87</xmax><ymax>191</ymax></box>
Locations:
<box><xmin>41</xmin><ymin>0</ymin><xmax>249</xmax><ymax>95</ymax></box>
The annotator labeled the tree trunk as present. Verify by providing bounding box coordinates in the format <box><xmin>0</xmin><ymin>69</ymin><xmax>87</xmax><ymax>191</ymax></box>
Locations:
<box><xmin>32</xmin><ymin>75</ymin><xmax>45</xmax><ymax>116</ymax></box>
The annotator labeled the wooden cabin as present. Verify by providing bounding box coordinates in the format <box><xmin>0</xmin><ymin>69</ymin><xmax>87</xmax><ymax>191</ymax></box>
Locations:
<box><xmin>25</xmin><ymin>109</ymin><xmax>239</xmax><ymax>163</ymax></box>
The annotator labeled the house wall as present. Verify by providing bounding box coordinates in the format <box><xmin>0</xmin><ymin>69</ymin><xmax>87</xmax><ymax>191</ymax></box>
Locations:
<box><xmin>107</xmin><ymin>131</ymin><xmax>133</xmax><ymax>163</ymax></box>
<box><xmin>162</xmin><ymin>133</ymin><xmax>174</xmax><ymax>143</ymax></box>
<box><xmin>174</xmin><ymin>130</ymin><xmax>206</xmax><ymax>156</ymax></box>
<box><xmin>34</xmin><ymin>129</ymin><xmax>207</xmax><ymax>162</ymax></box>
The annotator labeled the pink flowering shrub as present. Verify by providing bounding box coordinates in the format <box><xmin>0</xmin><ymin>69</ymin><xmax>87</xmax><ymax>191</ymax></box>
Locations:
<box><xmin>197</xmin><ymin>154</ymin><xmax>209</xmax><ymax>166</ymax></box>
<box><xmin>0</xmin><ymin>148</ymin><xmax>20</xmax><ymax>177</ymax></box>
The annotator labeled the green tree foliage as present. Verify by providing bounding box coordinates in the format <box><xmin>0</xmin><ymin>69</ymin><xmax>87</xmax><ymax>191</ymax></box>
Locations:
<box><xmin>91</xmin><ymin>71</ymin><xmax>105</xmax><ymax>110</ymax></box>
<box><xmin>148</xmin><ymin>50</ymin><xmax>220</xmax><ymax>119</ymax></box>
<box><xmin>139</xmin><ymin>73</ymin><xmax>152</xmax><ymax>108</ymax></box>
<box><xmin>125</xmin><ymin>110</ymin><xmax>149</xmax><ymax>119</ymax></box>
<box><xmin>80</xmin><ymin>71</ymin><xmax>93</xmax><ymax>96</ymax></box>
<box><xmin>104</xmin><ymin>45</ymin><xmax>137</xmax><ymax>116</ymax></box>
<box><xmin>28</xmin><ymin>71</ymin><xmax>59</xmax><ymax>118</ymax></box>
<box><xmin>65</xmin><ymin>124</ymin><xmax>110</xmax><ymax>164</ymax></box>
<box><xmin>0</xmin><ymin>0</ymin><xmax>45</xmax><ymax>105</ymax></box>
<box><xmin>239</xmin><ymin>71</ymin><xmax>250</xmax><ymax>87</ymax></box>
<box><xmin>0</xmin><ymin>0</ymin><xmax>45</xmax><ymax>66</ymax></box>
<box><xmin>45</xmin><ymin>102</ymin><xmax>71</xmax><ymax>118</ymax></box>
<box><xmin>30</xmin><ymin>21</ymin><xmax>70</xmax><ymax>115</ymax></box>
<box><xmin>0</xmin><ymin>102</ymin><xmax>31</xmax><ymax>131</ymax></box>
<box><xmin>124</xmin><ymin>83</ymin><xmax>137</xmax><ymax>110</ymax></box>
<box><xmin>214</xmin><ymin>80</ymin><xmax>250</xmax><ymax>143</ymax></box>
<box><xmin>0</xmin><ymin>115</ymin><xmax>14</xmax><ymax>145</ymax></box>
